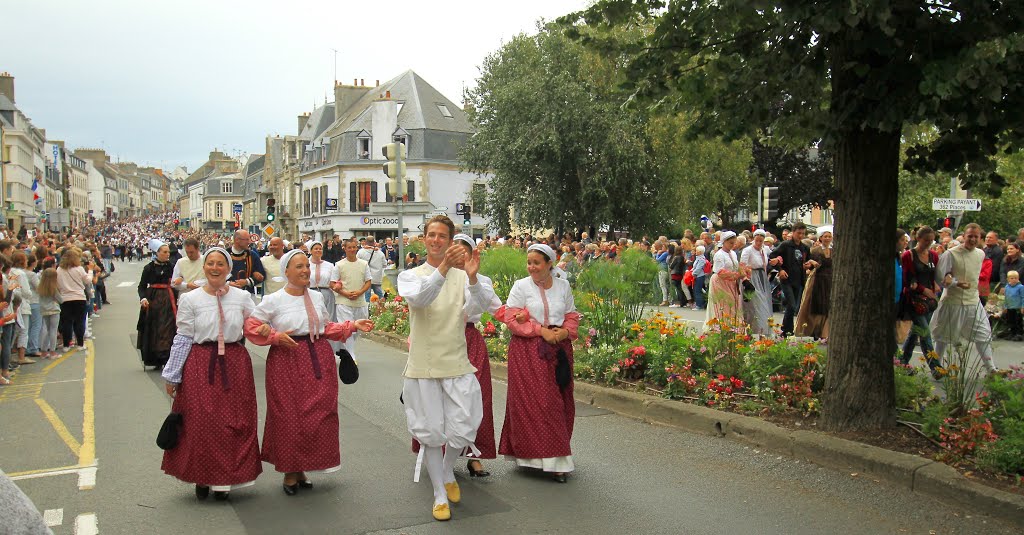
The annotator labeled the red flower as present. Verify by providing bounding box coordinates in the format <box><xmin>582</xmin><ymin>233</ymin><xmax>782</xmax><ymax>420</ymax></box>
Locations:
<box><xmin>394</xmin><ymin>296</ymin><xmax>403</xmax><ymax>302</ymax></box>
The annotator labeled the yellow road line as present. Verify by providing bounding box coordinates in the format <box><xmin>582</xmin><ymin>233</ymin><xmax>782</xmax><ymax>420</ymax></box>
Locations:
<box><xmin>34</xmin><ymin>398</ymin><xmax>82</xmax><ymax>457</ymax></box>
<box><xmin>79</xmin><ymin>340</ymin><xmax>96</xmax><ymax>466</ymax></box>
<box><xmin>7</xmin><ymin>463</ymin><xmax>83</xmax><ymax>478</ymax></box>
<box><xmin>42</xmin><ymin>352</ymin><xmax>73</xmax><ymax>373</ymax></box>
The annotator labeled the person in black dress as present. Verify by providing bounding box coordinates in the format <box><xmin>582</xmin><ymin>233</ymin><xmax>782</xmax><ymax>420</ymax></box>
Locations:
<box><xmin>137</xmin><ymin>244</ymin><xmax>178</xmax><ymax>369</ymax></box>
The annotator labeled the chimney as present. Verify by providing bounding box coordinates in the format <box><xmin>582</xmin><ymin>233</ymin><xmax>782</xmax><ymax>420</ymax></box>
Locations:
<box><xmin>360</xmin><ymin>78</ymin><xmax>364</xmax><ymax>86</ymax></box>
<box><xmin>298</xmin><ymin>113</ymin><xmax>310</xmax><ymax>134</ymax></box>
<box><xmin>375</xmin><ymin>80</ymin><xmax>379</xmax><ymax>87</ymax></box>
<box><xmin>0</xmin><ymin>72</ymin><xmax>13</xmax><ymax>103</ymax></box>
<box><xmin>334</xmin><ymin>82</ymin><xmax>372</xmax><ymax>122</ymax></box>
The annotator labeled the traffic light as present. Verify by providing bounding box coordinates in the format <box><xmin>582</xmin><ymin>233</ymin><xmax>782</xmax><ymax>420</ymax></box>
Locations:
<box><xmin>761</xmin><ymin>186</ymin><xmax>779</xmax><ymax>222</ymax></box>
<box><xmin>234</xmin><ymin>221</ymin><xmax>240</xmax><ymax>229</ymax></box>
<box><xmin>936</xmin><ymin>217</ymin><xmax>952</xmax><ymax>230</ymax></box>
<box><xmin>267</xmin><ymin>197</ymin><xmax>276</xmax><ymax>222</ymax></box>
<box><xmin>174</xmin><ymin>218</ymin><xmax>180</xmax><ymax>226</ymax></box>
<box><xmin>463</xmin><ymin>206</ymin><xmax>472</xmax><ymax>227</ymax></box>
<box><xmin>382</xmin><ymin>142</ymin><xmax>407</xmax><ymax>200</ymax></box>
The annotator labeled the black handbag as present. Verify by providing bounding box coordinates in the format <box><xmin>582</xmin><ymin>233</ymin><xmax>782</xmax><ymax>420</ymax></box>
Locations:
<box><xmin>156</xmin><ymin>412</ymin><xmax>183</xmax><ymax>450</ymax></box>
<box><xmin>554</xmin><ymin>347</ymin><xmax>571</xmax><ymax>389</ymax></box>
<box><xmin>337</xmin><ymin>348</ymin><xmax>359</xmax><ymax>384</ymax></box>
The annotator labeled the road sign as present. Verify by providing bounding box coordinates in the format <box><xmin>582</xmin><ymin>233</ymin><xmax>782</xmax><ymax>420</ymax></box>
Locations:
<box><xmin>233</xmin><ymin>203</ymin><xmax>243</xmax><ymax>214</ymax></box>
<box><xmin>263</xmin><ymin>224</ymin><xmax>276</xmax><ymax>237</ymax></box>
<box><xmin>325</xmin><ymin>198</ymin><xmax>338</xmax><ymax>210</ymax></box>
<box><xmin>250</xmin><ymin>234</ymin><xmax>259</xmax><ymax>243</ymax></box>
<box><xmin>932</xmin><ymin>198</ymin><xmax>981</xmax><ymax>211</ymax></box>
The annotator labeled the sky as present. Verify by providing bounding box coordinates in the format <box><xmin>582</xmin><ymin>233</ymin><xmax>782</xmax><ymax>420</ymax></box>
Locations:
<box><xmin>1</xmin><ymin>0</ymin><xmax>588</xmax><ymax>172</ymax></box>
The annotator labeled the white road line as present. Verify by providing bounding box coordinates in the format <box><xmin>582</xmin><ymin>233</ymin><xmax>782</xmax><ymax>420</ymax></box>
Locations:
<box><xmin>78</xmin><ymin>466</ymin><xmax>97</xmax><ymax>490</ymax></box>
<box><xmin>43</xmin><ymin>509</ymin><xmax>63</xmax><ymax>527</ymax></box>
<box><xmin>116</xmin><ymin>281</ymin><xmax>134</xmax><ymax>287</ymax></box>
<box><xmin>74</xmin><ymin>513</ymin><xmax>98</xmax><ymax>535</ymax></box>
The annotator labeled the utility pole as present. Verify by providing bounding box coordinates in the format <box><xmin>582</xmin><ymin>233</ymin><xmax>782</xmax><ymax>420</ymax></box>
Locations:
<box><xmin>330</xmin><ymin>48</ymin><xmax>338</xmax><ymax>85</ymax></box>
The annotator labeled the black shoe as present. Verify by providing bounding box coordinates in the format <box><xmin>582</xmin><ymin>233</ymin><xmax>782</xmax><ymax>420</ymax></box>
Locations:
<box><xmin>467</xmin><ymin>460</ymin><xmax>490</xmax><ymax>477</ymax></box>
<box><xmin>102</xmin><ymin>301</ymin><xmax>111</xmax><ymax>305</ymax></box>
<box><xmin>195</xmin><ymin>485</ymin><xmax>210</xmax><ymax>500</ymax></box>
<box><xmin>213</xmin><ymin>491</ymin><xmax>229</xmax><ymax>501</ymax></box>
<box><xmin>551</xmin><ymin>473</ymin><xmax>568</xmax><ymax>483</ymax></box>
<box><xmin>298</xmin><ymin>479</ymin><xmax>313</xmax><ymax>489</ymax></box>
<box><xmin>282</xmin><ymin>483</ymin><xmax>298</xmax><ymax>496</ymax></box>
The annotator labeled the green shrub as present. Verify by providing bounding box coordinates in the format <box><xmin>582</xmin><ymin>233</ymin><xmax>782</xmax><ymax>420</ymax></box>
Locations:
<box><xmin>894</xmin><ymin>367</ymin><xmax>935</xmax><ymax>411</ymax></box>
<box><xmin>479</xmin><ymin>246</ymin><xmax>527</xmax><ymax>301</ymax></box>
<box><xmin>976</xmin><ymin>419</ymin><xmax>1024</xmax><ymax>475</ymax></box>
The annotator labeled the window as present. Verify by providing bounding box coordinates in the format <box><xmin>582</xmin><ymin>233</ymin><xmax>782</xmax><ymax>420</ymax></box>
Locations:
<box><xmin>350</xmin><ymin>181</ymin><xmax>377</xmax><ymax>212</ymax></box>
<box><xmin>357</xmin><ymin>137</ymin><xmax>371</xmax><ymax>160</ymax></box>
<box><xmin>215</xmin><ymin>202</ymin><xmax>223</xmax><ymax>218</ymax></box>
<box><xmin>320</xmin><ymin>185</ymin><xmax>329</xmax><ymax>211</ymax></box>
<box><xmin>303</xmin><ymin>188</ymin><xmax>311</xmax><ymax>216</ymax></box>
<box><xmin>437</xmin><ymin>104</ymin><xmax>453</xmax><ymax>118</ymax></box>
<box><xmin>221</xmin><ymin>181</ymin><xmax>232</xmax><ymax>194</ymax></box>
<box><xmin>311</xmin><ymin>186</ymin><xmax>320</xmax><ymax>214</ymax></box>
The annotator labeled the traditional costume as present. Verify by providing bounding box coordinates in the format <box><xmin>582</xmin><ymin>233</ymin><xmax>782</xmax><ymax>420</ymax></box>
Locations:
<box><xmin>705</xmin><ymin>232</ymin><xmax>743</xmax><ymax>330</ymax></box>
<box><xmin>138</xmin><ymin>257</ymin><xmax>178</xmax><ymax>368</ymax></box>
<box><xmin>498</xmin><ymin>244</ymin><xmax>581</xmax><ymax>476</ymax></box>
<box><xmin>332</xmin><ymin>254</ymin><xmax>370</xmax><ymax>360</ymax></box>
<box><xmin>740</xmin><ymin>232</ymin><xmax>773</xmax><ymax>336</ymax></box>
<box><xmin>398</xmin><ymin>250</ymin><xmax>491</xmax><ymax>520</ymax></box>
<box><xmin>308</xmin><ymin>243</ymin><xmax>339</xmax><ymax>352</ymax></box>
<box><xmin>244</xmin><ymin>249</ymin><xmax>358</xmax><ymax>477</ymax></box>
<box><xmin>262</xmin><ymin>252</ymin><xmax>286</xmax><ymax>296</ymax></box>
<box><xmin>229</xmin><ymin>246</ymin><xmax>266</xmax><ymax>297</ymax></box>
<box><xmin>930</xmin><ymin>244</ymin><xmax>997</xmax><ymax>372</ymax></box>
<box><xmin>795</xmin><ymin>244</ymin><xmax>834</xmax><ymax>339</ymax></box>
<box><xmin>171</xmin><ymin>253</ymin><xmax>203</xmax><ymax>293</ymax></box>
<box><xmin>161</xmin><ymin>248</ymin><xmax>262</xmax><ymax>494</ymax></box>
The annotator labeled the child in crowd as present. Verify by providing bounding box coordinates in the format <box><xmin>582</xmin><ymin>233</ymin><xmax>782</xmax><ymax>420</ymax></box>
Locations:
<box><xmin>10</xmin><ymin>293</ymin><xmax>26</xmax><ymax>360</ymax></box>
<box><xmin>36</xmin><ymin>268</ymin><xmax>63</xmax><ymax>359</ymax></box>
<box><xmin>1004</xmin><ymin>270</ymin><xmax>1024</xmax><ymax>341</ymax></box>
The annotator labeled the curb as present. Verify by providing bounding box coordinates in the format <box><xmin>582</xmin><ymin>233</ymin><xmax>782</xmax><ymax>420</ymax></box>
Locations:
<box><xmin>364</xmin><ymin>332</ymin><xmax>1024</xmax><ymax>525</ymax></box>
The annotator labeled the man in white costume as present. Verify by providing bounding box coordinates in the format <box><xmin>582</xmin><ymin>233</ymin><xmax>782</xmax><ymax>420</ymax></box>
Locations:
<box><xmin>171</xmin><ymin>238</ymin><xmax>204</xmax><ymax>293</ymax></box>
<box><xmin>330</xmin><ymin>238</ymin><xmax>371</xmax><ymax>359</ymax></box>
<box><xmin>930</xmin><ymin>223</ymin><xmax>997</xmax><ymax>374</ymax></box>
<box><xmin>397</xmin><ymin>215</ymin><xmax>489</xmax><ymax>522</ymax></box>
<box><xmin>261</xmin><ymin>237</ymin><xmax>287</xmax><ymax>296</ymax></box>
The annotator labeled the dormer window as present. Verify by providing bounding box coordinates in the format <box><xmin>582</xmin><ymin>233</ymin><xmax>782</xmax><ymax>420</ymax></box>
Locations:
<box><xmin>393</xmin><ymin>127</ymin><xmax>410</xmax><ymax>153</ymax></box>
<box><xmin>356</xmin><ymin>130</ymin><xmax>371</xmax><ymax>160</ymax></box>
<box><xmin>437</xmin><ymin>104</ymin><xmax>453</xmax><ymax>118</ymax></box>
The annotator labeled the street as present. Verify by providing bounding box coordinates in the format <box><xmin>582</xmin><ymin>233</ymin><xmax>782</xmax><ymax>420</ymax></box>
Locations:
<box><xmin>2</xmin><ymin>261</ymin><xmax>1020</xmax><ymax>534</ymax></box>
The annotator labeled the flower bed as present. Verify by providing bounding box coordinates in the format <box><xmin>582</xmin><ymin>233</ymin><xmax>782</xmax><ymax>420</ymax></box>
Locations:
<box><xmin>368</xmin><ymin>294</ymin><xmax>410</xmax><ymax>336</ymax></box>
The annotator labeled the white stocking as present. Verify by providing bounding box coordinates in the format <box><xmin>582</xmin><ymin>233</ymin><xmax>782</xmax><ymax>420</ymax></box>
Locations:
<box><xmin>442</xmin><ymin>445</ymin><xmax>460</xmax><ymax>484</ymax></box>
<box><xmin>424</xmin><ymin>446</ymin><xmax>447</xmax><ymax>506</ymax></box>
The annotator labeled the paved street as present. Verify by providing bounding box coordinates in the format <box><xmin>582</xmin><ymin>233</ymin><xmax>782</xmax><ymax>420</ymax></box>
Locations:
<box><xmin>2</xmin><ymin>261</ymin><xmax>1020</xmax><ymax>534</ymax></box>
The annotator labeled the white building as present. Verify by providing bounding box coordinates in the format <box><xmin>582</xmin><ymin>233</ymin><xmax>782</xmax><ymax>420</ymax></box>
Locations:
<box><xmin>1</xmin><ymin>72</ymin><xmax>47</xmax><ymax>231</ymax></box>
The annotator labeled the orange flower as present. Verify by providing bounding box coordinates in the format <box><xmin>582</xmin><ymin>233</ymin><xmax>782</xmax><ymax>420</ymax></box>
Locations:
<box><xmin>370</xmin><ymin>294</ymin><xmax>380</xmax><ymax>302</ymax></box>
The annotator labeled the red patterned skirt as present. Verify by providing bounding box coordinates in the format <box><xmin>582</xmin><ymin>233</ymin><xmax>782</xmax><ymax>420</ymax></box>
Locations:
<box><xmin>263</xmin><ymin>335</ymin><xmax>340</xmax><ymax>473</ymax></box>
<box><xmin>161</xmin><ymin>342</ymin><xmax>262</xmax><ymax>486</ymax></box>
<box><xmin>498</xmin><ymin>335</ymin><xmax>574</xmax><ymax>460</ymax></box>
<box><xmin>411</xmin><ymin>323</ymin><xmax>495</xmax><ymax>458</ymax></box>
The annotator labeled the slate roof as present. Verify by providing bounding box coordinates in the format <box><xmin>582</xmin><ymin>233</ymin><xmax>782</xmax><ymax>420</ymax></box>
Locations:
<box><xmin>299</xmin><ymin>103</ymin><xmax>335</xmax><ymax>142</ymax></box>
<box><xmin>245</xmin><ymin>154</ymin><xmax>265</xmax><ymax>177</ymax></box>
<box><xmin>323</xmin><ymin>70</ymin><xmax>473</xmax><ymax>139</ymax></box>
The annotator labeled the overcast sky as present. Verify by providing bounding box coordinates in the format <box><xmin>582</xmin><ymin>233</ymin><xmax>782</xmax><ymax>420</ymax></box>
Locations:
<box><xmin>1</xmin><ymin>0</ymin><xmax>587</xmax><ymax>172</ymax></box>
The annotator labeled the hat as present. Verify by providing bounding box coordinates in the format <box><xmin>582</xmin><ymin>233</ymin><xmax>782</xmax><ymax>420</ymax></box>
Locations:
<box><xmin>939</xmin><ymin>227</ymin><xmax>953</xmax><ymax>235</ymax></box>
<box><xmin>753</xmin><ymin>229</ymin><xmax>767</xmax><ymax>237</ymax></box>
<box><xmin>719</xmin><ymin>231</ymin><xmax>737</xmax><ymax>246</ymax></box>
<box><xmin>527</xmin><ymin>243</ymin><xmax>557</xmax><ymax>263</ymax></box>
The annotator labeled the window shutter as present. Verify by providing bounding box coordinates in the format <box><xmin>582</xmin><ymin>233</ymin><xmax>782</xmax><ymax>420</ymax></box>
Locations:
<box><xmin>371</xmin><ymin>181</ymin><xmax>378</xmax><ymax>204</ymax></box>
<box><xmin>349</xmin><ymin>182</ymin><xmax>357</xmax><ymax>212</ymax></box>
<box><xmin>385</xmin><ymin>183</ymin><xmax>393</xmax><ymax>202</ymax></box>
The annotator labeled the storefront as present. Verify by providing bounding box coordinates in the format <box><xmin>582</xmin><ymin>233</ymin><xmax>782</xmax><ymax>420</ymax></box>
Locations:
<box><xmin>298</xmin><ymin>214</ymin><xmax>428</xmax><ymax>242</ymax></box>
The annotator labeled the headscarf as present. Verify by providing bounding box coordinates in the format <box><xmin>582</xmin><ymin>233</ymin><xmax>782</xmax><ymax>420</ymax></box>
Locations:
<box><xmin>281</xmin><ymin>248</ymin><xmax>321</xmax><ymax>341</ymax></box>
<box><xmin>200</xmin><ymin>247</ymin><xmax>231</xmax><ymax>355</ymax></box>
<box><xmin>453</xmin><ymin>233</ymin><xmax>475</xmax><ymax>249</ymax></box>
<box><xmin>719</xmin><ymin>231</ymin><xmax>737</xmax><ymax>246</ymax></box>
<box><xmin>308</xmin><ymin>241</ymin><xmax>325</xmax><ymax>286</ymax></box>
<box><xmin>527</xmin><ymin>243</ymin><xmax>557</xmax><ymax>264</ymax></box>
<box><xmin>753</xmin><ymin>229</ymin><xmax>767</xmax><ymax>237</ymax></box>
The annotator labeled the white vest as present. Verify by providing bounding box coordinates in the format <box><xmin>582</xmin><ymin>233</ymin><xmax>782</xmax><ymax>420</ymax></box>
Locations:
<box><xmin>404</xmin><ymin>264</ymin><xmax>476</xmax><ymax>379</ymax></box>
<box><xmin>335</xmin><ymin>258</ymin><xmax>369</xmax><ymax>308</ymax></box>
<box><xmin>262</xmin><ymin>254</ymin><xmax>285</xmax><ymax>295</ymax></box>
<box><xmin>176</xmin><ymin>257</ymin><xmax>204</xmax><ymax>292</ymax></box>
<box><xmin>942</xmin><ymin>246</ymin><xmax>984</xmax><ymax>306</ymax></box>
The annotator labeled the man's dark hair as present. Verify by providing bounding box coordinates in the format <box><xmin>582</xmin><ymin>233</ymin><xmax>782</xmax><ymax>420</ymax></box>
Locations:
<box><xmin>184</xmin><ymin>238</ymin><xmax>200</xmax><ymax>249</ymax></box>
<box><xmin>791</xmin><ymin>222</ymin><xmax>807</xmax><ymax>232</ymax></box>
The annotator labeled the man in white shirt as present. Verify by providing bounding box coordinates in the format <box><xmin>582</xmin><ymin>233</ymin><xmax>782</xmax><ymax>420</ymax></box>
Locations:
<box><xmin>261</xmin><ymin>237</ymin><xmax>287</xmax><ymax>296</ymax></box>
<box><xmin>331</xmin><ymin>239</ymin><xmax>371</xmax><ymax>360</ymax></box>
<box><xmin>171</xmin><ymin>239</ymin><xmax>204</xmax><ymax>293</ymax></box>
<box><xmin>357</xmin><ymin>237</ymin><xmax>386</xmax><ymax>302</ymax></box>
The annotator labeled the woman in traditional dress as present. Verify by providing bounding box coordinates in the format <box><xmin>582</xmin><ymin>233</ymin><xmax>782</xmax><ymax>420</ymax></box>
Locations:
<box><xmin>138</xmin><ymin>244</ymin><xmax>178</xmax><ymax>369</ymax></box>
<box><xmin>704</xmin><ymin>231</ymin><xmax>745</xmax><ymax>330</ymax></box>
<box><xmin>244</xmin><ymin>249</ymin><xmax>373</xmax><ymax>496</ymax></box>
<box><xmin>307</xmin><ymin>241</ymin><xmax>340</xmax><ymax>352</ymax></box>
<box><xmin>161</xmin><ymin>248</ymin><xmax>262</xmax><ymax>501</ymax></box>
<box><xmin>498</xmin><ymin>243</ymin><xmax>580</xmax><ymax>483</ymax></box>
<box><xmin>741</xmin><ymin>229</ymin><xmax>775</xmax><ymax>336</ymax></box>
<box><xmin>795</xmin><ymin>229</ymin><xmax>832</xmax><ymax>339</ymax></box>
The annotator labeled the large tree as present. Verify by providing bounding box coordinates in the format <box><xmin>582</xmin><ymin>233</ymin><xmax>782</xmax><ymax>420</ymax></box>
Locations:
<box><xmin>563</xmin><ymin>1</ymin><xmax>1024</xmax><ymax>430</ymax></box>
<box><xmin>461</xmin><ymin>23</ymin><xmax>671</xmax><ymax>236</ymax></box>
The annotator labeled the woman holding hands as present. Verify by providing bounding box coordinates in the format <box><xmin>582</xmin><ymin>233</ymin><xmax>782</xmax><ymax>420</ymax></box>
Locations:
<box><xmin>244</xmin><ymin>249</ymin><xmax>373</xmax><ymax>496</ymax></box>
<box><xmin>161</xmin><ymin>248</ymin><xmax>262</xmax><ymax>501</ymax></box>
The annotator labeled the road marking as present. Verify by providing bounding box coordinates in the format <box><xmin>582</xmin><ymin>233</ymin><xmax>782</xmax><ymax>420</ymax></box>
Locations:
<box><xmin>80</xmin><ymin>340</ymin><xmax>96</xmax><ymax>466</ymax></box>
<box><xmin>35</xmin><ymin>398</ymin><xmax>82</xmax><ymax>457</ymax></box>
<box><xmin>43</xmin><ymin>508</ymin><xmax>64</xmax><ymax>527</ymax></box>
<box><xmin>116</xmin><ymin>281</ymin><xmax>134</xmax><ymax>287</ymax></box>
<box><xmin>8</xmin><ymin>461</ymin><xmax>96</xmax><ymax>479</ymax></box>
<box><xmin>78</xmin><ymin>466</ymin><xmax>97</xmax><ymax>490</ymax></box>
<box><xmin>74</xmin><ymin>513</ymin><xmax>98</xmax><ymax>535</ymax></box>
<box><xmin>42</xmin><ymin>351</ymin><xmax>74</xmax><ymax>372</ymax></box>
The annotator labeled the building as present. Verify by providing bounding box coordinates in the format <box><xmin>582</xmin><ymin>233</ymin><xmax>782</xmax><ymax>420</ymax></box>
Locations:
<box><xmin>183</xmin><ymin>150</ymin><xmax>243</xmax><ymax>231</ymax></box>
<box><xmin>0</xmin><ymin>72</ymin><xmax>47</xmax><ymax>231</ymax></box>
<box><xmin>76</xmin><ymin>149</ymin><xmax>125</xmax><ymax>221</ymax></box>
<box><xmin>239</xmin><ymin>153</ymin><xmax>266</xmax><ymax>233</ymax></box>
<box><xmin>294</xmin><ymin>71</ymin><xmax>491</xmax><ymax>241</ymax></box>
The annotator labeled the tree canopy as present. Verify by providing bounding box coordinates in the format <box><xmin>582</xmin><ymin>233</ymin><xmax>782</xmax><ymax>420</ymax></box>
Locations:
<box><xmin>562</xmin><ymin>1</ymin><xmax>1024</xmax><ymax>431</ymax></box>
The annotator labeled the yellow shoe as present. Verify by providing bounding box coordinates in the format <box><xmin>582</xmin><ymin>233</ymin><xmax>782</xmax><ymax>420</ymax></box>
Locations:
<box><xmin>444</xmin><ymin>481</ymin><xmax>461</xmax><ymax>503</ymax></box>
<box><xmin>432</xmin><ymin>503</ymin><xmax>451</xmax><ymax>521</ymax></box>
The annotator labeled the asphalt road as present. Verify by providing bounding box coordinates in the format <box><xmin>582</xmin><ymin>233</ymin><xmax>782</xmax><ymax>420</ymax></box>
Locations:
<box><xmin>2</xmin><ymin>260</ymin><xmax>1020</xmax><ymax>534</ymax></box>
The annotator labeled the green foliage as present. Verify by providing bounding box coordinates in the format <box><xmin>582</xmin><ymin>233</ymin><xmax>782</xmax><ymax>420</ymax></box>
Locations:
<box><xmin>893</xmin><ymin>367</ymin><xmax>936</xmax><ymax>411</ymax></box>
<box><xmin>976</xmin><ymin>419</ymin><xmax>1024</xmax><ymax>475</ymax></box>
<box><xmin>405</xmin><ymin>241</ymin><xmax>426</xmax><ymax>260</ymax></box>
<box><xmin>575</xmin><ymin>248</ymin><xmax>659</xmax><ymax>324</ymax></box>
<box><xmin>479</xmin><ymin>246</ymin><xmax>527</xmax><ymax>301</ymax></box>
